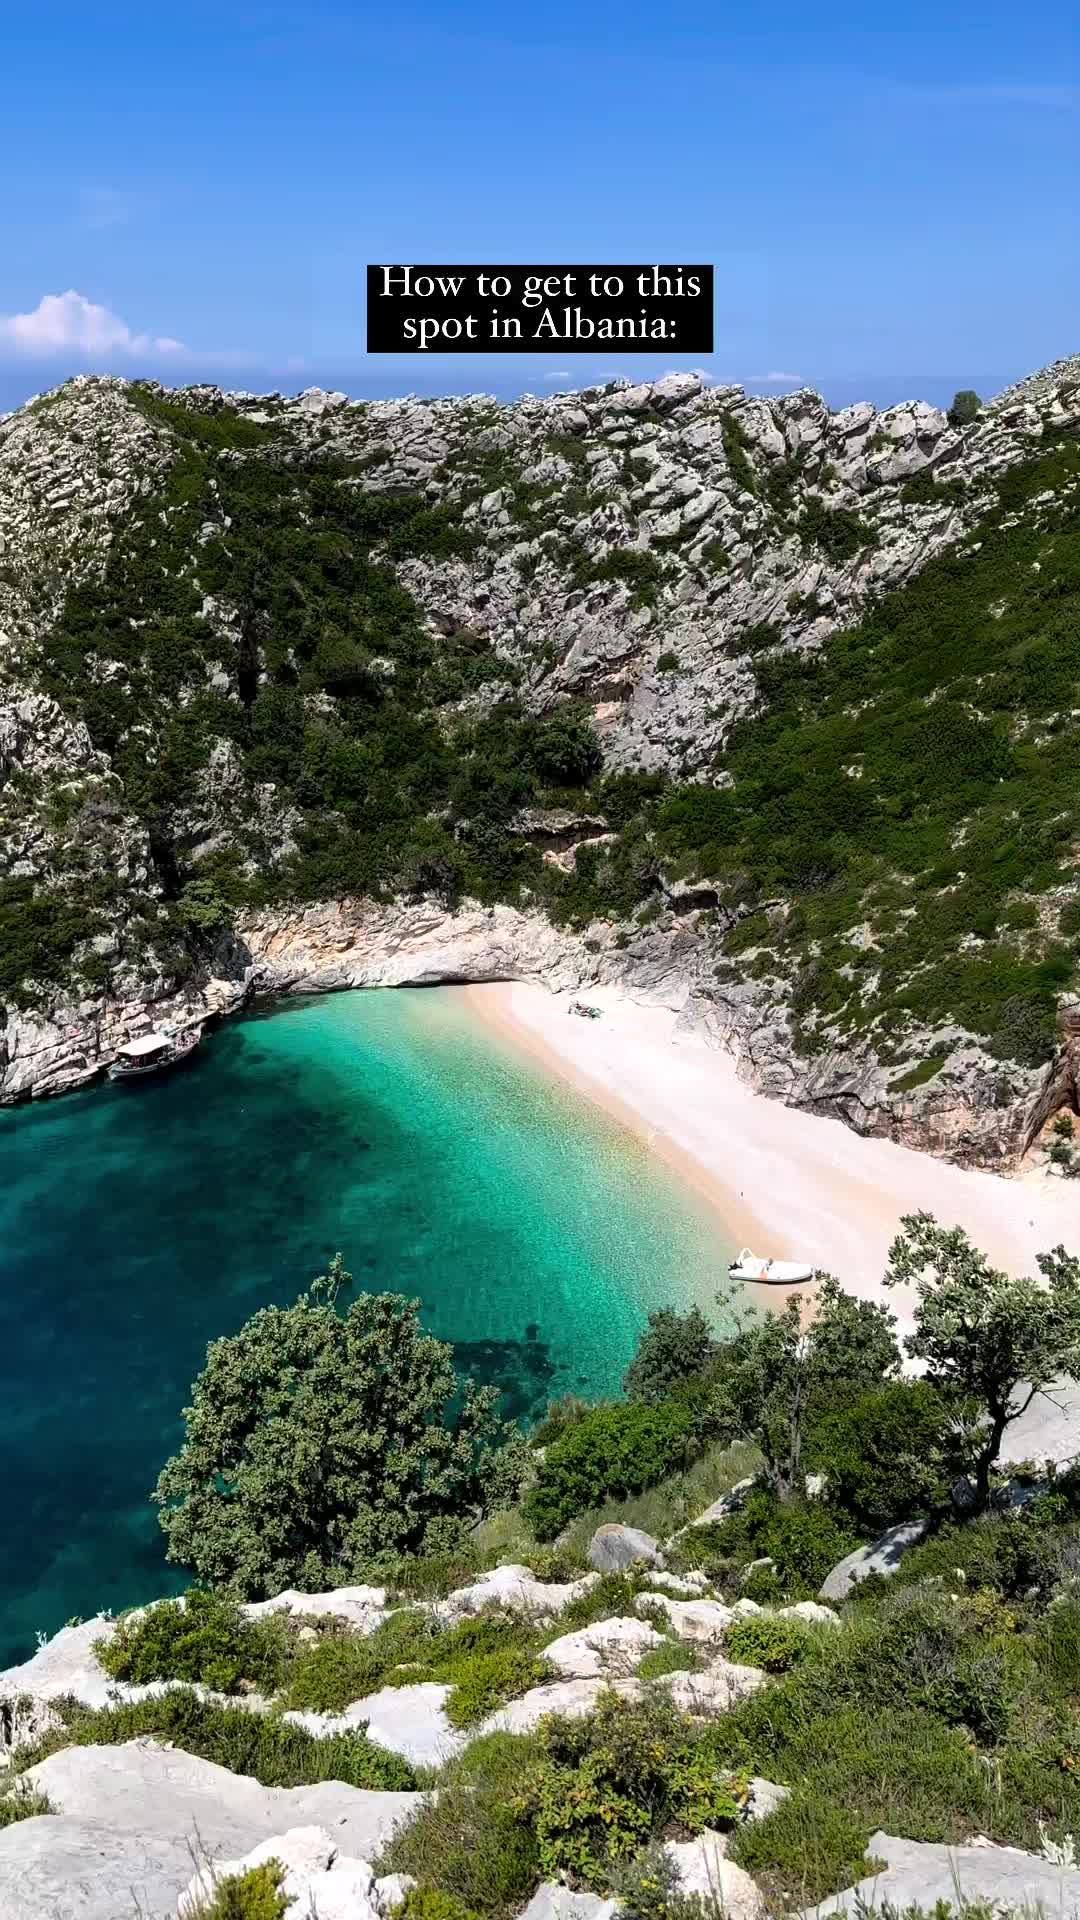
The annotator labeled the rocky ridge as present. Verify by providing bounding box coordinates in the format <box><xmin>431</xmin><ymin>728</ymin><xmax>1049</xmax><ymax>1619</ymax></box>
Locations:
<box><xmin>2</xmin><ymin>361</ymin><xmax>1080</xmax><ymax>1164</ymax></box>
<box><xmin>0</xmin><ymin>1515</ymin><xmax>1073</xmax><ymax>1919</ymax></box>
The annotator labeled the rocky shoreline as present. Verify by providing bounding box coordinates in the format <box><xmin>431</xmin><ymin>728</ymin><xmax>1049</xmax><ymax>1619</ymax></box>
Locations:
<box><xmin>4</xmin><ymin>894</ymin><xmax>1074</xmax><ymax>1174</ymax></box>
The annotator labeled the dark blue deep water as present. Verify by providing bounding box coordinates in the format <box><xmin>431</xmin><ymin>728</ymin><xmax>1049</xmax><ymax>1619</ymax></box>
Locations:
<box><xmin>0</xmin><ymin>989</ymin><xmax>734</xmax><ymax>1665</ymax></box>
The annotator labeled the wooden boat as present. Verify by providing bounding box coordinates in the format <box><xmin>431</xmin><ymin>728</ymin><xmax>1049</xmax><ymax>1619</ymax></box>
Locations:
<box><xmin>108</xmin><ymin>1025</ymin><xmax>202</xmax><ymax>1081</ymax></box>
<box><xmin>729</xmin><ymin>1246</ymin><xmax>814</xmax><ymax>1285</ymax></box>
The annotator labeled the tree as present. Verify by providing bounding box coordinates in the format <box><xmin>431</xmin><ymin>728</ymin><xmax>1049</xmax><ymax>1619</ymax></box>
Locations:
<box><xmin>947</xmin><ymin>389</ymin><xmax>982</xmax><ymax>428</ymax></box>
<box><xmin>623</xmin><ymin>1306</ymin><xmax>719</xmax><ymax>1403</ymax></box>
<box><xmin>155</xmin><ymin>1261</ymin><xmax>529</xmax><ymax>1596</ymax></box>
<box><xmin>885</xmin><ymin>1212</ymin><xmax>1080</xmax><ymax>1510</ymax></box>
<box><xmin>712</xmin><ymin>1277</ymin><xmax>900</xmax><ymax>1500</ymax></box>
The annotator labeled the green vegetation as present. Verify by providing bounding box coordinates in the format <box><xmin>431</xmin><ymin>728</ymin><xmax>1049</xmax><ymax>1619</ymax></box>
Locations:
<box><xmin>524</xmin><ymin>1401</ymin><xmax>696</xmax><ymax>1540</ymax></box>
<box><xmin>188</xmin><ymin>1862</ymin><xmax>290</xmax><ymax>1920</ymax></box>
<box><xmin>513</xmin><ymin>1691</ymin><xmax>747</xmax><ymax>1887</ymax></box>
<box><xmin>286</xmin><ymin>1609</ymin><xmax>551</xmax><ymax>1728</ymax></box>
<box><xmin>97</xmin><ymin>1589</ymin><xmax>288</xmax><ymax>1694</ymax></box>
<box><xmin>652</xmin><ymin>436</ymin><xmax>1080</xmax><ymax>1062</ymax></box>
<box><xmin>724</xmin><ymin>1613</ymin><xmax>811</xmax><ymax>1673</ymax></box>
<box><xmin>11</xmin><ymin>1686</ymin><xmax>417</xmax><ymax>1790</ymax></box>
<box><xmin>155</xmin><ymin>1259</ymin><xmax>529</xmax><ymax>1596</ymax></box>
<box><xmin>0</xmin><ymin>1784</ymin><xmax>51</xmax><ymax>1829</ymax></box>
<box><xmin>622</xmin><ymin>1306</ymin><xmax>719</xmax><ymax>1404</ymax></box>
<box><xmin>721</xmin><ymin>413</ymin><xmax>756</xmax><ymax>495</ymax></box>
<box><xmin>798</xmin><ymin>496</ymin><xmax>876</xmax><ymax>562</ymax></box>
<box><xmin>808</xmin><ymin>1379</ymin><xmax>953</xmax><ymax>1530</ymax></box>
<box><xmin>886</xmin><ymin>1212</ymin><xmax>1080</xmax><ymax>1509</ymax></box>
<box><xmin>948</xmin><ymin>389</ymin><xmax>983</xmax><ymax>428</ymax></box>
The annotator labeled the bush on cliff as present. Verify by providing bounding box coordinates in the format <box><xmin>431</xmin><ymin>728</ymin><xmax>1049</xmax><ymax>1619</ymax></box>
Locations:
<box><xmin>712</xmin><ymin>1276</ymin><xmax>900</xmax><ymax>1501</ymax></box>
<box><xmin>523</xmin><ymin>1401</ymin><xmax>695</xmax><ymax>1540</ymax></box>
<box><xmin>622</xmin><ymin>1306</ymin><xmax>719</xmax><ymax>1404</ymax></box>
<box><xmin>885</xmin><ymin>1213</ymin><xmax>1080</xmax><ymax>1511</ymax></box>
<box><xmin>97</xmin><ymin>1589</ymin><xmax>289</xmax><ymax>1694</ymax></box>
<box><xmin>809</xmin><ymin>1379</ymin><xmax>954</xmax><ymax>1531</ymax></box>
<box><xmin>155</xmin><ymin>1260</ymin><xmax>530</xmax><ymax>1596</ymax></box>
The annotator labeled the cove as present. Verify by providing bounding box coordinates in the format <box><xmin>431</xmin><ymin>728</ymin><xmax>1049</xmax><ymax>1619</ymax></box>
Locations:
<box><xmin>0</xmin><ymin>988</ymin><xmax>735</xmax><ymax>1665</ymax></box>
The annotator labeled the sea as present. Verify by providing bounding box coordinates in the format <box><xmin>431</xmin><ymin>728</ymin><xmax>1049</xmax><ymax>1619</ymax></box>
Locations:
<box><xmin>0</xmin><ymin>987</ymin><xmax>735</xmax><ymax>1666</ymax></box>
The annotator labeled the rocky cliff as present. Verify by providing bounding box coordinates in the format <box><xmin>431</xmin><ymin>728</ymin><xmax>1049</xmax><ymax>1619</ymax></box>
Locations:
<box><xmin>2</xmin><ymin>360</ymin><xmax>1079</xmax><ymax>1165</ymax></box>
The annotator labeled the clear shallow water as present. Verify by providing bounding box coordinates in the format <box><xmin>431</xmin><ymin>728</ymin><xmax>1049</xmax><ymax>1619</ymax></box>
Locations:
<box><xmin>0</xmin><ymin>988</ymin><xmax>735</xmax><ymax>1664</ymax></box>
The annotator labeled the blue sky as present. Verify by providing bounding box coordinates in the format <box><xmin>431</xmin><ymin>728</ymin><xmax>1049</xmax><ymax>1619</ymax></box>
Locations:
<box><xmin>1</xmin><ymin>0</ymin><xmax>1077</xmax><ymax>410</ymax></box>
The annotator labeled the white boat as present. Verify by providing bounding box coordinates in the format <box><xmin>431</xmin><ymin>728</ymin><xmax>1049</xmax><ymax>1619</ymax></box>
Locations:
<box><xmin>108</xmin><ymin>1025</ymin><xmax>202</xmax><ymax>1081</ymax></box>
<box><xmin>728</xmin><ymin>1246</ymin><xmax>814</xmax><ymax>1285</ymax></box>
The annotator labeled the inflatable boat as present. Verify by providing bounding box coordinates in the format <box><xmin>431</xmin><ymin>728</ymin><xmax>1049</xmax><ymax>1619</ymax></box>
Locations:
<box><xmin>728</xmin><ymin>1247</ymin><xmax>814</xmax><ymax>1285</ymax></box>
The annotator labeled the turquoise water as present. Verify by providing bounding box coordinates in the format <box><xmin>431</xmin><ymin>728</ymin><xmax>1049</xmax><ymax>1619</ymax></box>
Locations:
<box><xmin>0</xmin><ymin>988</ymin><xmax>735</xmax><ymax>1664</ymax></box>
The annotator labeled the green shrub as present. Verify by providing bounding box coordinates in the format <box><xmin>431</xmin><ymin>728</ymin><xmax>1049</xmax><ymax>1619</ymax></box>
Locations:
<box><xmin>636</xmin><ymin>1640</ymin><xmax>704</xmax><ymax>1680</ymax></box>
<box><xmin>0</xmin><ymin>1785</ymin><xmax>52</xmax><ymax>1829</ymax></box>
<box><xmin>623</xmin><ymin>1307</ymin><xmax>719</xmax><ymax>1405</ymax></box>
<box><xmin>191</xmin><ymin>1862</ymin><xmax>290</xmax><ymax>1920</ymax></box>
<box><xmin>380</xmin><ymin>1733</ymin><xmax>542</xmax><ymax>1913</ymax></box>
<box><xmin>13</xmin><ymin>1687</ymin><xmax>415</xmax><ymax>1791</ymax></box>
<box><xmin>398</xmin><ymin>1895</ymin><xmax>481</xmax><ymax>1920</ymax></box>
<box><xmin>730</xmin><ymin>1793</ymin><xmax>875</xmax><ymax>1908</ymax></box>
<box><xmin>97</xmin><ymin>1590</ymin><xmax>288</xmax><ymax>1695</ymax></box>
<box><xmin>947</xmin><ymin>389</ymin><xmax>983</xmax><ymax>428</ymax></box>
<box><xmin>761</xmin><ymin>1500</ymin><xmax>862</xmax><ymax>1595</ymax></box>
<box><xmin>809</xmin><ymin>1380</ymin><xmax>953</xmax><ymax>1530</ymax></box>
<box><xmin>286</xmin><ymin>1608</ymin><xmax>444</xmax><ymax>1711</ymax></box>
<box><xmin>524</xmin><ymin>1402</ymin><xmax>696</xmax><ymax>1540</ymax></box>
<box><xmin>724</xmin><ymin>1614</ymin><xmax>811</xmax><ymax>1673</ymax></box>
<box><xmin>514</xmin><ymin>1691</ymin><xmax>745</xmax><ymax>1889</ymax></box>
<box><xmin>444</xmin><ymin>1646</ymin><xmax>551</xmax><ymax>1729</ymax></box>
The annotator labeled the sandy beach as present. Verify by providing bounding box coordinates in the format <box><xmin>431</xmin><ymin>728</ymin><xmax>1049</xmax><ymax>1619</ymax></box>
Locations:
<box><xmin>463</xmin><ymin>982</ymin><xmax>1080</xmax><ymax>1360</ymax></box>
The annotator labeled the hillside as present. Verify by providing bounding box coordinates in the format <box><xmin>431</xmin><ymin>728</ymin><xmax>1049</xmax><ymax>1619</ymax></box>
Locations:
<box><xmin>2</xmin><ymin>360</ymin><xmax>1080</xmax><ymax>1162</ymax></box>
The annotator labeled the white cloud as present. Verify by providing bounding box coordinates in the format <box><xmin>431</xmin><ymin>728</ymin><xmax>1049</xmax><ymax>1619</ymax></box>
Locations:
<box><xmin>0</xmin><ymin>290</ymin><xmax>186</xmax><ymax>360</ymax></box>
<box><xmin>543</xmin><ymin>369</ymin><xmax>571</xmax><ymax>381</ymax></box>
<box><xmin>745</xmin><ymin>370</ymin><xmax>802</xmax><ymax>385</ymax></box>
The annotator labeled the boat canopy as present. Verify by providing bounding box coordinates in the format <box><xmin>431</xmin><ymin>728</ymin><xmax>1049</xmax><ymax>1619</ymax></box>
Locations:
<box><xmin>116</xmin><ymin>1032</ymin><xmax>170</xmax><ymax>1059</ymax></box>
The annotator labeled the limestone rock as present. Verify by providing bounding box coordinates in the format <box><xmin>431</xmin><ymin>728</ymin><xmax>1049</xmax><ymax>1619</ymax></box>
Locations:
<box><xmin>803</xmin><ymin>1829</ymin><xmax>1080</xmax><ymax>1916</ymax></box>
<box><xmin>781</xmin><ymin>1600</ymin><xmax>840</xmax><ymax>1627</ymax></box>
<box><xmin>691</xmin><ymin>1477</ymin><xmax>757</xmax><ymax>1526</ymax></box>
<box><xmin>635</xmin><ymin>1593</ymin><xmax>735</xmax><ymax>1642</ymax></box>
<box><xmin>819</xmin><ymin>1519</ymin><xmax>930</xmax><ymax>1602</ymax></box>
<box><xmin>664</xmin><ymin>1830</ymin><xmax>768</xmax><ymax>1916</ymax></box>
<box><xmin>518</xmin><ymin>1887</ymin><xmax>618</xmax><ymax>1920</ymax></box>
<box><xmin>0</xmin><ymin>1740</ymin><xmax>422</xmax><ymax>1920</ymax></box>
<box><xmin>661</xmin><ymin>1657</ymin><xmax>766</xmax><ymax>1715</ymax></box>
<box><xmin>286</xmin><ymin>1681</ymin><xmax>466</xmax><ymax>1769</ymax></box>
<box><xmin>243</xmin><ymin>1584</ymin><xmax>388</xmax><ymax>1631</ymax></box>
<box><xmin>438</xmin><ymin>1563</ymin><xmax>598</xmax><ymax>1621</ymax></box>
<box><xmin>178</xmin><ymin>1824</ymin><xmax>409</xmax><ymax>1920</ymax></box>
<box><xmin>542</xmin><ymin>1615</ymin><xmax>662</xmax><ymax>1679</ymax></box>
<box><xmin>588</xmin><ymin>1523</ymin><xmax>663</xmax><ymax>1572</ymax></box>
<box><xmin>481</xmin><ymin>1675</ymin><xmax>641</xmax><ymax>1735</ymax></box>
<box><xmin>748</xmin><ymin>1776</ymin><xmax>790</xmax><ymax>1821</ymax></box>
